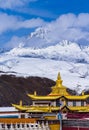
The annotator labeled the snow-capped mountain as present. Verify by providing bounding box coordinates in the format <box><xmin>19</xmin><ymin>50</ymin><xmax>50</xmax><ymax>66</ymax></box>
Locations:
<box><xmin>6</xmin><ymin>40</ymin><xmax>89</xmax><ymax>63</ymax></box>
<box><xmin>0</xmin><ymin>39</ymin><xmax>89</xmax><ymax>93</ymax></box>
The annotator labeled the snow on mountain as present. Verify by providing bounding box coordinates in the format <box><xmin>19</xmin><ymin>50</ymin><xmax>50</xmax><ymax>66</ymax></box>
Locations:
<box><xmin>6</xmin><ymin>40</ymin><xmax>89</xmax><ymax>63</ymax></box>
<box><xmin>19</xmin><ymin>25</ymin><xmax>67</xmax><ymax>48</ymax></box>
<box><xmin>0</xmin><ymin>40</ymin><xmax>89</xmax><ymax>93</ymax></box>
<box><xmin>16</xmin><ymin>27</ymin><xmax>52</xmax><ymax>48</ymax></box>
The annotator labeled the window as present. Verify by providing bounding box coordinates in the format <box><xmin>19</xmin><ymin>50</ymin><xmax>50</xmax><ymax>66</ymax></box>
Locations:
<box><xmin>56</xmin><ymin>99</ymin><xmax>61</xmax><ymax>106</ymax></box>
<box><xmin>67</xmin><ymin>101</ymin><xmax>73</xmax><ymax>106</ymax></box>
<box><xmin>21</xmin><ymin>114</ymin><xmax>25</xmax><ymax>118</ymax></box>
<box><xmin>81</xmin><ymin>101</ymin><xmax>84</xmax><ymax>106</ymax></box>
<box><xmin>73</xmin><ymin>101</ymin><xmax>76</xmax><ymax>106</ymax></box>
<box><xmin>76</xmin><ymin>101</ymin><xmax>81</xmax><ymax>106</ymax></box>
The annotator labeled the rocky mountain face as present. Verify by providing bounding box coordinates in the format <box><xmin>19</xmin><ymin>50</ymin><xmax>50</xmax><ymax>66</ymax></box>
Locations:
<box><xmin>0</xmin><ymin>75</ymin><xmax>55</xmax><ymax>106</ymax></box>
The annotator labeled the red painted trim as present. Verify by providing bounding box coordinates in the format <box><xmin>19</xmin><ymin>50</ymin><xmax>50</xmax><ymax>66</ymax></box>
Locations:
<box><xmin>63</xmin><ymin>127</ymin><xmax>89</xmax><ymax>130</ymax></box>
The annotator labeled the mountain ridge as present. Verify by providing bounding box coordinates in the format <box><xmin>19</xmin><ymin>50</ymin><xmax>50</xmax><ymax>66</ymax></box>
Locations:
<box><xmin>6</xmin><ymin>40</ymin><xmax>89</xmax><ymax>63</ymax></box>
<box><xmin>0</xmin><ymin>38</ymin><xmax>89</xmax><ymax>93</ymax></box>
<box><xmin>0</xmin><ymin>75</ymin><xmax>55</xmax><ymax>106</ymax></box>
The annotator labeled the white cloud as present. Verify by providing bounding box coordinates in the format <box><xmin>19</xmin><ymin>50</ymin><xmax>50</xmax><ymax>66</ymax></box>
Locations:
<box><xmin>44</xmin><ymin>13</ymin><xmax>89</xmax><ymax>44</ymax></box>
<box><xmin>0</xmin><ymin>13</ymin><xmax>18</xmax><ymax>34</ymax></box>
<box><xmin>5</xmin><ymin>36</ymin><xmax>25</xmax><ymax>48</ymax></box>
<box><xmin>74</xmin><ymin>13</ymin><xmax>89</xmax><ymax>27</ymax></box>
<box><xmin>0</xmin><ymin>0</ymin><xmax>37</xmax><ymax>9</ymax></box>
<box><xmin>18</xmin><ymin>18</ymin><xmax>47</xmax><ymax>28</ymax></box>
<box><xmin>1</xmin><ymin>13</ymin><xmax>89</xmax><ymax>48</ymax></box>
<box><xmin>0</xmin><ymin>13</ymin><xmax>47</xmax><ymax>34</ymax></box>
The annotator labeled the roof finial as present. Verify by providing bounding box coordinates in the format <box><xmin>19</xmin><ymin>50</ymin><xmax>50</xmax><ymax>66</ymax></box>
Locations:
<box><xmin>34</xmin><ymin>91</ymin><xmax>37</xmax><ymax>96</ymax></box>
<box><xmin>82</xmin><ymin>91</ymin><xmax>84</xmax><ymax>96</ymax></box>
<box><xmin>20</xmin><ymin>100</ymin><xmax>22</xmax><ymax>106</ymax></box>
<box><xmin>57</xmin><ymin>72</ymin><xmax>61</xmax><ymax>80</ymax></box>
<box><xmin>56</xmin><ymin>72</ymin><xmax>63</xmax><ymax>87</ymax></box>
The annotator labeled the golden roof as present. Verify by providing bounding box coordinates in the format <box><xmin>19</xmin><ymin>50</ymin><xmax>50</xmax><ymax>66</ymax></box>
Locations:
<box><xmin>27</xmin><ymin>94</ymin><xmax>61</xmax><ymax>100</ymax></box>
<box><xmin>69</xmin><ymin>106</ymin><xmax>88</xmax><ymax>111</ymax></box>
<box><xmin>28</xmin><ymin>72</ymin><xmax>89</xmax><ymax>100</ymax></box>
<box><xmin>46</xmin><ymin>72</ymin><xmax>70</xmax><ymax>96</ymax></box>
<box><xmin>28</xmin><ymin>72</ymin><xmax>70</xmax><ymax>100</ymax></box>
<box><xmin>12</xmin><ymin>104</ymin><xmax>30</xmax><ymax>111</ymax></box>
<box><xmin>65</xmin><ymin>95</ymin><xmax>89</xmax><ymax>100</ymax></box>
<box><xmin>12</xmin><ymin>103</ymin><xmax>60</xmax><ymax>112</ymax></box>
<box><xmin>67</xmin><ymin>106</ymin><xmax>89</xmax><ymax>112</ymax></box>
<box><xmin>28</xmin><ymin>94</ymin><xmax>89</xmax><ymax>100</ymax></box>
<box><xmin>12</xmin><ymin>72</ymin><xmax>89</xmax><ymax>113</ymax></box>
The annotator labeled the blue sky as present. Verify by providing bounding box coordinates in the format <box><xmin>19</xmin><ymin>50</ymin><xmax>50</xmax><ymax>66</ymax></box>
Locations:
<box><xmin>0</xmin><ymin>0</ymin><xmax>89</xmax><ymax>48</ymax></box>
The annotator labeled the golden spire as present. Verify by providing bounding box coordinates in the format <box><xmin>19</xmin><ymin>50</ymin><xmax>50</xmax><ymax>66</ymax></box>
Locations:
<box><xmin>57</xmin><ymin>72</ymin><xmax>61</xmax><ymax>80</ymax></box>
<box><xmin>34</xmin><ymin>91</ymin><xmax>37</xmax><ymax>96</ymax></box>
<box><xmin>49</xmin><ymin>72</ymin><xmax>70</xmax><ymax>96</ymax></box>
<box><xmin>56</xmin><ymin>72</ymin><xmax>63</xmax><ymax>87</ymax></box>
<box><xmin>82</xmin><ymin>91</ymin><xmax>84</xmax><ymax>96</ymax></box>
<box><xmin>20</xmin><ymin>100</ymin><xmax>22</xmax><ymax>106</ymax></box>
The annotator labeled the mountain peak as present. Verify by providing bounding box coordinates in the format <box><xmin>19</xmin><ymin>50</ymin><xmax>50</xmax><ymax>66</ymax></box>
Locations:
<box><xmin>18</xmin><ymin>42</ymin><xmax>25</xmax><ymax>48</ymax></box>
<box><xmin>30</xmin><ymin>27</ymin><xmax>49</xmax><ymax>39</ymax></box>
<box><xmin>60</xmin><ymin>40</ymin><xmax>74</xmax><ymax>46</ymax></box>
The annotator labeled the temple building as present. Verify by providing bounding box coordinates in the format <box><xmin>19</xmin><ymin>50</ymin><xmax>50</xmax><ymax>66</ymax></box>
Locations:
<box><xmin>12</xmin><ymin>73</ymin><xmax>89</xmax><ymax>113</ymax></box>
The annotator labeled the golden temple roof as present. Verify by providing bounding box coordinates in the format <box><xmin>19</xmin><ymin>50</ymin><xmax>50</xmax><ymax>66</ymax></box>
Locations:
<box><xmin>12</xmin><ymin>72</ymin><xmax>89</xmax><ymax>113</ymax></box>
<box><xmin>48</xmin><ymin>72</ymin><xmax>70</xmax><ymax>96</ymax></box>
<box><xmin>27</xmin><ymin>94</ymin><xmax>61</xmax><ymax>100</ymax></box>
<box><xmin>28</xmin><ymin>72</ymin><xmax>70</xmax><ymax>100</ymax></box>
<box><xmin>68</xmin><ymin>106</ymin><xmax>89</xmax><ymax>112</ymax></box>
<box><xmin>28</xmin><ymin>94</ymin><xmax>89</xmax><ymax>100</ymax></box>
<box><xmin>65</xmin><ymin>95</ymin><xmax>89</xmax><ymax>100</ymax></box>
<box><xmin>27</xmin><ymin>72</ymin><xmax>89</xmax><ymax>100</ymax></box>
<box><xmin>12</xmin><ymin>103</ymin><xmax>60</xmax><ymax>112</ymax></box>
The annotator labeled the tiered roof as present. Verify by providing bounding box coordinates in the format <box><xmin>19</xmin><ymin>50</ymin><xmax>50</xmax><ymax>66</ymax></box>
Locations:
<box><xmin>12</xmin><ymin>72</ymin><xmax>89</xmax><ymax>112</ymax></box>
